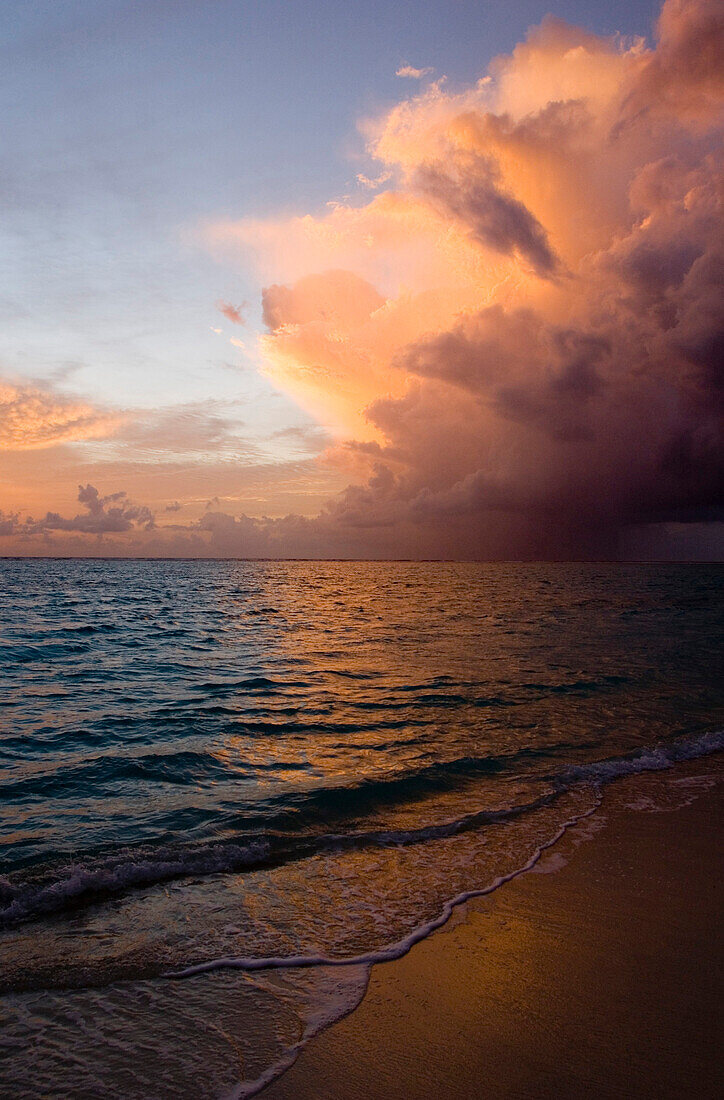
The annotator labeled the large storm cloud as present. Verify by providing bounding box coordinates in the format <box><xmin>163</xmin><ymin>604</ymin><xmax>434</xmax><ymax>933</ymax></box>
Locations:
<box><xmin>216</xmin><ymin>0</ymin><xmax>722</xmax><ymax>557</ymax></box>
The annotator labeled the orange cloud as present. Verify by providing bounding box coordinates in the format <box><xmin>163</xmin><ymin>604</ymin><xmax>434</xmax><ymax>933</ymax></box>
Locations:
<box><xmin>203</xmin><ymin>0</ymin><xmax>722</xmax><ymax>557</ymax></box>
<box><xmin>0</xmin><ymin>380</ymin><xmax>121</xmax><ymax>451</ymax></box>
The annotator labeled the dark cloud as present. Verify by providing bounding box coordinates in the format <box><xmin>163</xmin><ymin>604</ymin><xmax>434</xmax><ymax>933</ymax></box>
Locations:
<box><xmin>27</xmin><ymin>485</ymin><xmax>155</xmax><ymax>535</ymax></box>
<box><xmin>413</xmin><ymin>156</ymin><xmax>559</xmax><ymax>276</ymax></box>
<box><xmin>0</xmin><ymin>511</ymin><xmax>20</xmax><ymax>537</ymax></box>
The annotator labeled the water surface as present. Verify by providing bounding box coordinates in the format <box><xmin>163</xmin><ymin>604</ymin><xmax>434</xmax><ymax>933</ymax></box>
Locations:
<box><xmin>1</xmin><ymin>561</ymin><xmax>722</xmax><ymax>1096</ymax></box>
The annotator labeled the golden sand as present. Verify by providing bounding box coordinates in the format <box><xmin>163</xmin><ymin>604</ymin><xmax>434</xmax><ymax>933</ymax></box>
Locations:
<box><xmin>263</xmin><ymin>763</ymin><xmax>723</xmax><ymax>1099</ymax></box>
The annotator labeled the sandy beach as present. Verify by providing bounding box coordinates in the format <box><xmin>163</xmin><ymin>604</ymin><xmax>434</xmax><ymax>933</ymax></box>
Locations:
<box><xmin>263</xmin><ymin>763</ymin><xmax>723</xmax><ymax>1100</ymax></box>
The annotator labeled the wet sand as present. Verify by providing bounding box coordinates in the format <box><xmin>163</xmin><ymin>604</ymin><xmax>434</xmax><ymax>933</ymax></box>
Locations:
<box><xmin>263</xmin><ymin>765</ymin><xmax>723</xmax><ymax>1099</ymax></box>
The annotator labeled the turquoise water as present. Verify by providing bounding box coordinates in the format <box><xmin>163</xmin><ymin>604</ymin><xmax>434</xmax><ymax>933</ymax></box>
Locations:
<box><xmin>1</xmin><ymin>561</ymin><xmax>722</xmax><ymax>1096</ymax></box>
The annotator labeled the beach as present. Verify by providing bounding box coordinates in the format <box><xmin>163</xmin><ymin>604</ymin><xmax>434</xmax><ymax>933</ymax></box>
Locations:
<box><xmin>264</xmin><ymin>761</ymin><xmax>723</xmax><ymax>1100</ymax></box>
<box><xmin>2</xmin><ymin>0</ymin><xmax>723</xmax><ymax>1094</ymax></box>
<box><xmin>1</xmin><ymin>560</ymin><xmax>722</xmax><ymax>1099</ymax></box>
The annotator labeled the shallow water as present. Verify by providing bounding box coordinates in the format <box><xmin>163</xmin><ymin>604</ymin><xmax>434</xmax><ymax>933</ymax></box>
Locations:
<box><xmin>1</xmin><ymin>560</ymin><xmax>722</xmax><ymax>1096</ymax></box>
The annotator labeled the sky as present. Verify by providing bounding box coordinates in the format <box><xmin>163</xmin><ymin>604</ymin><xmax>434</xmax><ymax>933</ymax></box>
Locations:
<box><xmin>1</xmin><ymin>0</ymin><xmax>721</xmax><ymax>558</ymax></box>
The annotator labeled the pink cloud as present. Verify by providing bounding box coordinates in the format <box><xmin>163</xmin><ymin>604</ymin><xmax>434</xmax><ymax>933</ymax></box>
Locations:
<box><xmin>216</xmin><ymin>300</ymin><xmax>247</xmax><ymax>325</ymax></box>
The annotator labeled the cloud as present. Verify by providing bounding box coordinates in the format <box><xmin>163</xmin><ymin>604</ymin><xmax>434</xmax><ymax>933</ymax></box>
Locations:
<box><xmin>0</xmin><ymin>511</ymin><xmax>20</xmax><ymax>537</ymax></box>
<box><xmin>118</xmin><ymin>401</ymin><xmax>257</xmax><ymax>458</ymax></box>
<box><xmin>0</xmin><ymin>378</ymin><xmax>121</xmax><ymax>450</ymax></box>
<box><xmin>216</xmin><ymin>299</ymin><xmax>247</xmax><ymax>325</ymax></box>
<box><xmin>411</xmin><ymin>155</ymin><xmax>559</xmax><ymax>275</ymax></box>
<box><xmin>356</xmin><ymin>171</ymin><xmax>392</xmax><ymax>190</ymax></box>
<box><xmin>0</xmin><ymin>379</ymin><xmax>257</xmax><ymax>466</ymax></box>
<box><xmin>271</xmin><ymin>424</ymin><xmax>334</xmax><ymax>453</ymax></box>
<box><xmin>3</xmin><ymin>1</ymin><xmax>721</xmax><ymax>561</ymax></box>
<box><xmin>396</xmin><ymin>65</ymin><xmax>434</xmax><ymax>80</ymax></box>
<box><xmin>25</xmin><ymin>484</ymin><xmax>155</xmax><ymax>535</ymax></box>
<box><xmin>258</xmin><ymin>269</ymin><xmax>397</xmax><ymax>440</ymax></box>
<box><xmin>200</xmin><ymin>0</ymin><xmax>722</xmax><ymax>559</ymax></box>
<box><xmin>620</xmin><ymin>0</ymin><xmax>723</xmax><ymax>123</ymax></box>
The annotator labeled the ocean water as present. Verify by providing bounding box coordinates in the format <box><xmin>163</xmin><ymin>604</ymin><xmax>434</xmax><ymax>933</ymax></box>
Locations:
<box><xmin>1</xmin><ymin>559</ymin><xmax>722</xmax><ymax>1097</ymax></box>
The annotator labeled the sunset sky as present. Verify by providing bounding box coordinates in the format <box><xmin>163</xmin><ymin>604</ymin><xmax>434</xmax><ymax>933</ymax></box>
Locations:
<box><xmin>1</xmin><ymin>0</ymin><xmax>721</xmax><ymax>558</ymax></box>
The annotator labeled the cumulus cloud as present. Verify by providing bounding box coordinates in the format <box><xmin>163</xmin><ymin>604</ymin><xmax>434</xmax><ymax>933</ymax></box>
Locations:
<box><xmin>619</xmin><ymin>0</ymin><xmax>723</xmax><ymax>123</ymax></box>
<box><xmin>16</xmin><ymin>485</ymin><xmax>156</xmax><ymax>537</ymax></box>
<box><xmin>0</xmin><ymin>511</ymin><xmax>20</xmax><ymax>536</ymax></box>
<box><xmin>203</xmin><ymin>0</ymin><xmax>723</xmax><ymax>558</ymax></box>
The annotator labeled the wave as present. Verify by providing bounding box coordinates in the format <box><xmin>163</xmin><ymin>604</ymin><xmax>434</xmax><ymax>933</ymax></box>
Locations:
<box><xmin>0</xmin><ymin>789</ymin><xmax>559</xmax><ymax>927</ymax></box>
<box><xmin>189</xmin><ymin>675</ymin><xmax>309</xmax><ymax>695</ymax></box>
<box><xmin>1</xmin><ymin>641</ymin><xmax>90</xmax><ymax>662</ymax></box>
<box><xmin>556</xmin><ymin>728</ymin><xmax>724</xmax><ymax>784</ymax></box>
<box><xmin>166</xmin><ymin>729</ymin><xmax>721</xmax><ymax>987</ymax></box>
<box><xmin>0</xmin><ymin>749</ymin><xmax>243</xmax><ymax>800</ymax></box>
<box><xmin>0</xmin><ymin>840</ymin><xmax>270</xmax><ymax>926</ymax></box>
<box><xmin>160</xmin><ymin>800</ymin><xmax>604</xmax><ymax>1100</ymax></box>
<box><xmin>167</xmin><ymin>799</ymin><xmax>601</xmax><ymax>981</ymax></box>
<box><xmin>0</xmin><ymin>734</ymin><xmax>564</xmax><ymax>807</ymax></box>
<box><xmin>216</xmin><ymin>728</ymin><xmax>724</xmax><ymax>1099</ymax></box>
<box><xmin>1</xmin><ymin>728</ymin><xmax>721</xmax><ymax>929</ymax></box>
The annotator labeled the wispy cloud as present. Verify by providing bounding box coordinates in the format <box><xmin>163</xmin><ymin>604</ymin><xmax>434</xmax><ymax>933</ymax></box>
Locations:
<box><xmin>396</xmin><ymin>65</ymin><xmax>434</xmax><ymax>79</ymax></box>
<box><xmin>356</xmin><ymin>171</ymin><xmax>392</xmax><ymax>190</ymax></box>
<box><xmin>216</xmin><ymin>299</ymin><xmax>247</xmax><ymax>325</ymax></box>
<box><xmin>118</xmin><ymin>401</ymin><xmax>257</xmax><ymax>459</ymax></box>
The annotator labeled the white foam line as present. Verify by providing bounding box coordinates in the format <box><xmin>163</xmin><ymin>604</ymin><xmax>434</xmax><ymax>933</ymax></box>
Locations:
<box><xmin>559</xmin><ymin>728</ymin><xmax>724</xmax><ymax>785</ymax></box>
<box><xmin>6</xmin><ymin>730</ymin><xmax>721</xmax><ymax>928</ymax></box>
<box><xmin>220</xmin><ymin>973</ymin><xmax>370</xmax><ymax>1100</ymax></box>
<box><xmin>210</xmin><ymin>735</ymin><xmax>724</xmax><ymax>1098</ymax></box>
<box><xmin>167</xmin><ymin>794</ymin><xmax>602</xmax><ymax>984</ymax></box>
<box><xmin>181</xmin><ymin>722</ymin><xmax>715</xmax><ymax>989</ymax></box>
<box><xmin>180</xmin><ymin>795</ymin><xmax>603</xmax><ymax>1100</ymax></box>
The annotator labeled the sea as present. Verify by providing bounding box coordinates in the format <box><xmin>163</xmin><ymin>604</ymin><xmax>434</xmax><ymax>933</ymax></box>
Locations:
<box><xmin>1</xmin><ymin>559</ymin><xmax>722</xmax><ymax>1098</ymax></box>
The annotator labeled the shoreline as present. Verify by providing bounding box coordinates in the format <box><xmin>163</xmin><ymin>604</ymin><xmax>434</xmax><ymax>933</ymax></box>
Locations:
<box><xmin>261</xmin><ymin>760</ymin><xmax>723</xmax><ymax>1099</ymax></box>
